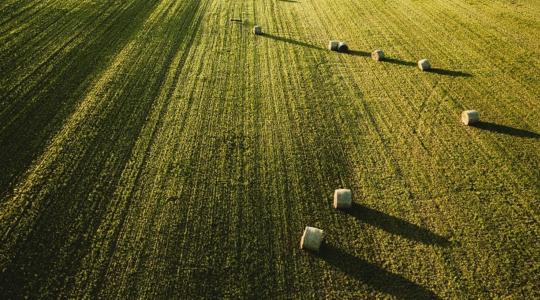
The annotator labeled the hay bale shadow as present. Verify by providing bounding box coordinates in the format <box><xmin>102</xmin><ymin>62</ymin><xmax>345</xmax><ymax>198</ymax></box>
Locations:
<box><xmin>472</xmin><ymin>122</ymin><xmax>540</xmax><ymax>139</ymax></box>
<box><xmin>260</xmin><ymin>33</ymin><xmax>323</xmax><ymax>50</ymax></box>
<box><xmin>381</xmin><ymin>57</ymin><xmax>418</xmax><ymax>67</ymax></box>
<box><xmin>426</xmin><ymin>68</ymin><xmax>472</xmax><ymax>77</ymax></box>
<box><xmin>347</xmin><ymin>50</ymin><xmax>370</xmax><ymax>57</ymax></box>
<box><xmin>346</xmin><ymin>203</ymin><xmax>451</xmax><ymax>247</ymax></box>
<box><xmin>318</xmin><ymin>243</ymin><xmax>440</xmax><ymax>299</ymax></box>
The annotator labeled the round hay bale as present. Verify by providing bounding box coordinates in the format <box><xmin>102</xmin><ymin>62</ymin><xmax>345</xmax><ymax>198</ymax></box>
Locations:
<box><xmin>333</xmin><ymin>189</ymin><xmax>352</xmax><ymax>209</ymax></box>
<box><xmin>461</xmin><ymin>110</ymin><xmax>480</xmax><ymax>125</ymax></box>
<box><xmin>418</xmin><ymin>59</ymin><xmax>431</xmax><ymax>71</ymax></box>
<box><xmin>300</xmin><ymin>226</ymin><xmax>325</xmax><ymax>252</ymax></box>
<box><xmin>328</xmin><ymin>40</ymin><xmax>339</xmax><ymax>51</ymax></box>
<box><xmin>253</xmin><ymin>25</ymin><xmax>262</xmax><ymax>35</ymax></box>
<box><xmin>337</xmin><ymin>42</ymin><xmax>349</xmax><ymax>53</ymax></box>
<box><xmin>371</xmin><ymin>49</ymin><xmax>385</xmax><ymax>61</ymax></box>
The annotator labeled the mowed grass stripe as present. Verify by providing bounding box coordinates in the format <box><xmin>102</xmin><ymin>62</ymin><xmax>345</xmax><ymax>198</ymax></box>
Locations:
<box><xmin>313</xmin><ymin>3</ymin><xmax>463</xmax><ymax>295</ymax></box>
<box><xmin>261</xmin><ymin>2</ymin><xmax>334</xmax><ymax>296</ymax></box>
<box><xmin>0</xmin><ymin>2</ymin><xmax>126</xmax><ymax>112</ymax></box>
<box><xmin>0</xmin><ymin>1</ymin><xmax>97</xmax><ymax>77</ymax></box>
<box><xmin>0</xmin><ymin>0</ymin><xmax>205</xmax><ymax>297</ymax></box>
<box><xmin>0</xmin><ymin>0</ymin><xmax>69</xmax><ymax>37</ymax></box>
<box><xmin>320</xmin><ymin>4</ymin><xmax>448</xmax><ymax>293</ymax></box>
<box><xmin>0</xmin><ymin>0</ymin><xmax>44</xmax><ymax>29</ymax></box>
<box><xmin>0</xmin><ymin>0</ymin><xmax>161</xmax><ymax>198</ymax></box>
<box><xmin>69</xmin><ymin>0</ymin><xmax>212</xmax><ymax>298</ymax></box>
<box><xmin>268</xmin><ymin>1</ymin><xmax>450</xmax><ymax>293</ymax></box>
<box><xmin>122</xmin><ymin>0</ymin><xmax>260</xmax><ymax>294</ymax></box>
<box><xmin>253</xmin><ymin>0</ymin><xmax>414</xmax><ymax>293</ymax></box>
<box><xmin>1</xmin><ymin>0</ymin><xmax>165</xmax><ymax>290</ymax></box>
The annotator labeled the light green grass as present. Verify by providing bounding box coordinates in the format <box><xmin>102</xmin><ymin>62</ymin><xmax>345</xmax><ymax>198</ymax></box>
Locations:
<box><xmin>1</xmin><ymin>0</ymin><xmax>539</xmax><ymax>298</ymax></box>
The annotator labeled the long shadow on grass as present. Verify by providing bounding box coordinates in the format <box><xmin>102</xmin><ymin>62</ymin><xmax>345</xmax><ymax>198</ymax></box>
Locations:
<box><xmin>319</xmin><ymin>243</ymin><xmax>439</xmax><ymax>299</ymax></box>
<box><xmin>347</xmin><ymin>50</ymin><xmax>371</xmax><ymax>57</ymax></box>
<box><xmin>346</xmin><ymin>203</ymin><xmax>450</xmax><ymax>247</ymax></box>
<box><xmin>426</xmin><ymin>68</ymin><xmax>472</xmax><ymax>78</ymax></box>
<box><xmin>260</xmin><ymin>33</ymin><xmax>322</xmax><ymax>51</ymax></box>
<box><xmin>347</xmin><ymin>53</ymin><xmax>471</xmax><ymax>77</ymax></box>
<box><xmin>472</xmin><ymin>122</ymin><xmax>540</xmax><ymax>139</ymax></box>
<box><xmin>381</xmin><ymin>57</ymin><xmax>418</xmax><ymax>67</ymax></box>
<box><xmin>0</xmin><ymin>1</ymin><xmax>160</xmax><ymax>198</ymax></box>
<box><xmin>0</xmin><ymin>0</ymin><xmax>207</xmax><ymax>297</ymax></box>
<box><xmin>380</xmin><ymin>58</ymin><xmax>471</xmax><ymax>76</ymax></box>
<box><xmin>343</xmin><ymin>51</ymin><xmax>417</xmax><ymax>66</ymax></box>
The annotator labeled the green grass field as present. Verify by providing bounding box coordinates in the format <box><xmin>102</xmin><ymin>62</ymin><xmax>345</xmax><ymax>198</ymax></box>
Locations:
<box><xmin>1</xmin><ymin>0</ymin><xmax>539</xmax><ymax>298</ymax></box>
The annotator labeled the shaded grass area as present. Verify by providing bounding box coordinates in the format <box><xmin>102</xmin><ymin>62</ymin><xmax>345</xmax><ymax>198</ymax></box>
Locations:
<box><xmin>472</xmin><ymin>122</ymin><xmax>540</xmax><ymax>139</ymax></box>
<box><xmin>345</xmin><ymin>203</ymin><xmax>451</xmax><ymax>247</ymax></box>
<box><xmin>0</xmin><ymin>0</ymin><xmax>538</xmax><ymax>298</ymax></box>
<box><xmin>0</xmin><ymin>0</ymin><xmax>163</xmax><ymax>295</ymax></box>
<box><xmin>0</xmin><ymin>0</ymin><xmax>206</xmax><ymax>297</ymax></box>
<box><xmin>0</xmin><ymin>0</ymin><xmax>160</xmax><ymax>198</ymax></box>
<box><xmin>260</xmin><ymin>33</ymin><xmax>323</xmax><ymax>50</ymax></box>
<box><xmin>426</xmin><ymin>68</ymin><xmax>472</xmax><ymax>78</ymax></box>
<box><xmin>344</xmin><ymin>50</ymin><xmax>472</xmax><ymax>77</ymax></box>
<box><xmin>319</xmin><ymin>243</ymin><xmax>440</xmax><ymax>299</ymax></box>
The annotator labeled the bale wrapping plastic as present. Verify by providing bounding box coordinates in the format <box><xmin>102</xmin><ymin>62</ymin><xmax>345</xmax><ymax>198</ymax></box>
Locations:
<box><xmin>300</xmin><ymin>226</ymin><xmax>325</xmax><ymax>252</ymax></box>
<box><xmin>461</xmin><ymin>110</ymin><xmax>480</xmax><ymax>125</ymax></box>
<box><xmin>371</xmin><ymin>50</ymin><xmax>385</xmax><ymax>61</ymax></box>
<box><xmin>328</xmin><ymin>41</ymin><xmax>339</xmax><ymax>51</ymax></box>
<box><xmin>418</xmin><ymin>59</ymin><xmax>431</xmax><ymax>71</ymax></box>
<box><xmin>337</xmin><ymin>42</ymin><xmax>349</xmax><ymax>53</ymax></box>
<box><xmin>253</xmin><ymin>25</ymin><xmax>262</xmax><ymax>35</ymax></box>
<box><xmin>333</xmin><ymin>189</ymin><xmax>352</xmax><ymax>209</ymax></box>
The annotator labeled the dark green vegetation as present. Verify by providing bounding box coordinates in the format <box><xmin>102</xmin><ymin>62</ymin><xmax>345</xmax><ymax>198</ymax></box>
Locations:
<box><xmin>1</xmin><ymin>0</ymin><xmax>539</xmax><ymax>298</ymax></box>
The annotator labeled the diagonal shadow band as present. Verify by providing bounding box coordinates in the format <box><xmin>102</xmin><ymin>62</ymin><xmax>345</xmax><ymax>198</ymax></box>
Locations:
<box><xmin>346</xmin><ymin>203</ymin><xmax>451</xmax><ymax>247</ymax></box>
<box><xmin>257</xmin><ymin>33</ymin><xmax>471</xmax><ymax>77</ymax></box>
<box><xmin>378</xmin><ymin>58</ymin><xmax>471</xmax><ymax>77</ymax></box>
<box><xmin>319</xmin><ymin>243</ymin><xmax>440</xmax><ymax>299</ymax></box>
<box><xmin>471</xmin><ymin>122</ymin><xmax>540</xmax><ymax>139</ymax></box>
<box><xmin>347</xmin><ymin>50</ymin><xmax>371</xmax><ymax>57</ymax></box>
<box><xmin>426</xmin><ymin>68</ymin><xmax>472</xmax><ymax>77</ymax></box>
<box><xmin>346</xmin><ymin>52</ymin><xmax>471</xmax><ymax>77</ymax></box>
<box><xmin>381</xmin><ymin>57</ymin><xmax>417</xmax><ymax>67</ymax></box>
<box><xmin>260</xmin><ymin>33</ymin><xmax>323</xmax><ymax>50</ymax></box>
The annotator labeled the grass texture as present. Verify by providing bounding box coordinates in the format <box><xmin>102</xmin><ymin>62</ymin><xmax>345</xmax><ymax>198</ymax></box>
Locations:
<box><xmin>1</xmin><ymin>0</ymin><xmax>539</xmax><ymax>298</ymax></box>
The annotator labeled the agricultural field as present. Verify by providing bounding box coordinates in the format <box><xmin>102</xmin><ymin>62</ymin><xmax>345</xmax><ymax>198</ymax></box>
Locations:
<box><xmin>0</xmin><ymin>0</ymin><xmax>539</xmax><ymax>298</ymax></box>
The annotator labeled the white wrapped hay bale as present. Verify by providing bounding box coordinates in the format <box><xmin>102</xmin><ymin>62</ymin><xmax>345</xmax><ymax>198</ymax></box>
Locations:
<box><xmin>337</xmin><ymin>42</ymin><xmax>349</xmax><ymax>53</ymax></box>
<box><xmin>371</xmin><ymin>49</ymin><xmax>385</xmax><ymax>61</ymax></box>
<box><xmin>333</xmin><ymin>189</ymin><xmax>352</xmax><ymax>209</ymax></box>
<box><xmin>461</xmin><ymin>110</ymin><xmax>480</xmax><ymax>125</ymax></box>
<box><xmin>418</xmin><ymin>59</ymin><xmax>431</xmax><ymax>71</ymax></box>
<box><xmin>253</xmin><ymin>25</ymin><xmax>262</xmax><ymax>35</ymax></box>
<box><xmin>328</xmin><ymin>40</ymin><xmax>339</xmax><ymax>51</ymax></box>
<box><xmin>300</xmin><ymin>226</ymin><xmax>325</xmax><ymax>252</ymax></box>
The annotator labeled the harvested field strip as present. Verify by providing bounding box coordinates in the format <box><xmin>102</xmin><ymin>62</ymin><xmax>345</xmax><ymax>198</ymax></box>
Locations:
<box><xmin>0</xmin><ymin>0</ymin><xmax>161</xmax><ymax>197</ymax></box>
<box><xmin>0</xmin><ymin>0</ymin><xmax>538</xmax><ymax>298</ymax></box>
